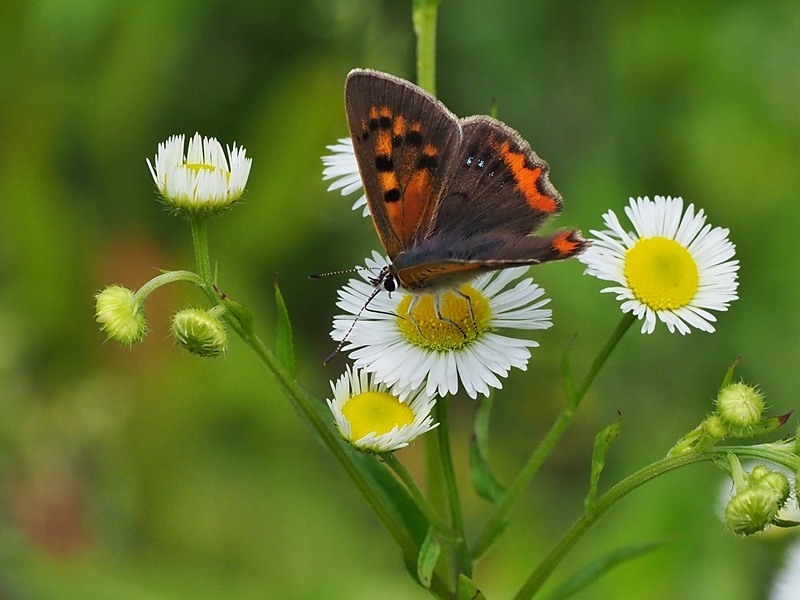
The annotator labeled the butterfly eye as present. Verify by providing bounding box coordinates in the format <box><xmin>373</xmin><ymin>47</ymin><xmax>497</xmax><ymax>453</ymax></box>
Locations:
<box><xmin>383</xmin><ymin>274</ymin><xmax>397</xmax><ymax>292</ymax></box>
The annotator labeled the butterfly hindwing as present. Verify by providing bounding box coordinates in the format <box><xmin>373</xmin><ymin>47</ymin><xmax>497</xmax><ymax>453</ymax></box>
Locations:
<box><xmin>392</xmin><ymin>115</ymin><xmax>585</xmax><ymax>290</ymax></box>
<box><xmin>345</xmin><ymin>69</ymin><xmax>462</xmax><ymax>259</ymax></box>
<box><xmin>426</xmin><ymin>115</ymin><xmax>562</xmax><ymax>240</ymax></box>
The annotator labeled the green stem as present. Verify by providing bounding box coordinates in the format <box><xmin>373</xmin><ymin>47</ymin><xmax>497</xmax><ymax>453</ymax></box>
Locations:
<box><xmin>135</xmin><ymin>270</ymin><xmax>203</xmax><ymax>301</ymax></box>
<box><xmin>435</xmin><ymin>400</ymin><xmax>472</xmax><ymax>578</ymax></box>
<box><xmin>413</xmin><ymin>0</ymin><xmax>439</xmax><ymax>94</ymax></box>
<box><xmin>190</xmin><ymin>217</ymin><xmax>214</xmax><ymax>286</ymax></box>
<box><xmin>185</xmin><ymin>217</ymin><xmax>437</xmax><ymax>581</ymax></box>
<box><xmin>512</xmin><ymin>443</ymin><xmax>791</xmax><ymax>599</ymax></box>
<box><xmin>384</xmin><ymin>454</ymin><xmax>458</xmax><ymax>542</ymax></box>
<box><xmin>472</xmin><ymin>313</ymin><xmax>636</xmax><ymax>559</ymax></box>
<box><xmin>573</xmin><ymin>312</ymin><xmax>636</xmax><ymax>408</ymax></box>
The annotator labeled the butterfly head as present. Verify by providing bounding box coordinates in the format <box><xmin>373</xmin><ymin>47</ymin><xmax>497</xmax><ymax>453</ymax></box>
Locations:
<box><xmin>368</xmin><ymin>265</ymin><xmax>399</xmax><ymax>293</ymax></box>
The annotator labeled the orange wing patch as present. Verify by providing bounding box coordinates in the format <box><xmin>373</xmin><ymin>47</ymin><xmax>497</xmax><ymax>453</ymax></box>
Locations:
<box><xmin>392</xmin><ymin>115</ymin><xmax>406</xmax><ymax>139</ymax></box>
<box><xmin>552</xmin><ymin>230</ymin><xmax>584</xmax><ymax>257</ymax></box>
<box><xmin>494</xmin><ymin>139</ymin><xmax>558</xmax><ymax>213</ymax></box>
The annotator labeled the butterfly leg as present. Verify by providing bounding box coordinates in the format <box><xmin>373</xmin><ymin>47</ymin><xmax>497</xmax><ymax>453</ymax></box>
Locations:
<box><xmin>404</xmin><ymin>294</ymin><xmax>424</xmax><ymax>335</ymax></box>
<box><xmin>433</xmin><ymin>294</ymin><xmax>467</xmax><ymax>338</ymax></box>
<box><xmin>456</xmin><ymin>290</ymin><xmax>478</xmax><ymax>335</ymax></box>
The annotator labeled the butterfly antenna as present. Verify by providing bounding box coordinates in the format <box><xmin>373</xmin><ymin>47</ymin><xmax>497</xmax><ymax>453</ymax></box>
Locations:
<box><xmin>309</xmin><ymin>266</ymin><xmax>378</xmax><ymax>279</ymax></box>
<box><xmin>323</xmin><ymin>284</ymin><xmax>383</xmax><ymax>366</ymax></box>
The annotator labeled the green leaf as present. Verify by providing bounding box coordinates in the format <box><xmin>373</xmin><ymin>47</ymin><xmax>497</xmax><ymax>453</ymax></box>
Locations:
<box><xmin>301</xmin><ymin>389</ymin><xmax>429</xmax><ymax>553</ymax></box>
<box><xmin>469</xmin><ymin>394</ymin><xmax>505</xmax><ymax>503</ymax></box>
<box><xmin>542</xmin><ymin>538</ymin><xmax>669</xmax><ymax>600</ymax></box>
<box><xmin>273</xmin><ymin>274</ymin><xmax>296</xmax><ymax>378</ymax></box>
<box><xmin>585</xmin><ymin>414</ymin><xmax>622</xmax><ymax>513</ymax></box>
<box><xmin>417</xmin><ymin>527</ymin><xmax>441</xmax><ymax>589</ymax></box>
<box><xmin>773</xmin><ymin>518</ymin><xmax>800</xmax><ymax>529</ymax></box>
<box><xmin>728</xmin><ymin>411</ymin><xmax>793</xmax><ymax>439</ymax></box>
<box><xmin>720</xmin><ymin>357</ymin><xmax>741</xmax><ymax>388</ymax></box>
<box><xmin>456</xmin><ymin>573</ymin><xmax>486</xmax><ymax>600</ymax></box>
<box><xmin>214</xmin><ymin>284</ymin><xmax>255</xmax><ymax>336</ymax></box>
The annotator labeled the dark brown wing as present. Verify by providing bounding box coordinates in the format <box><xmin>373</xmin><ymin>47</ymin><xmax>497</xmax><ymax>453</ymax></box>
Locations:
<box><xmin>345</xmin><ymin>69</ymin><xmax>462</xmax><ymax>259</ymax></box>
<box><xmin>426</xmin><ymin>115</ymin><xmax>563</xmax><ymax>240</ymax></box>
<box><xmin>393</xmin><ymin>115</ymin><xmax>585</xmax><ymax>290</ymax></box>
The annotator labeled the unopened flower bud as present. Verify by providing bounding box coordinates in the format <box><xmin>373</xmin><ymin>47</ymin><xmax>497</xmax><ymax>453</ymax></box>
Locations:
<box><xmin>725</xmin><ymin>487</ymin><xmax>779</xmax><ymax>535</ymax></box>
<box><xmin>170</xmin><ymin>308</ymin><xmax>227</xmax><ymax>357</ymax></box>
<box><xmin>750</xmin><ymin>468</ymin><xmax>791</xmax><ymax>509</ymax></box>
<box><xmin>147</xmin><ymin>133</ymin><xmax>251</xmax><ymax>217</ymax></box>
<box><xmin>704</xmin><ymin>414</ymin><xmax>728</xmax><ymax>439</ymax></box>
<box><xmin>95</xmin><ymin>285</ymin><xmax>147</xmax><ymax>345</ymax></box>
<box><xmin>716</xmin><ymin>382</ymin><xmax>764</xmax><ymax>427</ymax></box>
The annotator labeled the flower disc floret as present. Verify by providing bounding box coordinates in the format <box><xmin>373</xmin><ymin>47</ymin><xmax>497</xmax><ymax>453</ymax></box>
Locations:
<box><xmin>327</xmin><ymin>366</ymin><xmax>437</xmax><ymax>453</ymax></box>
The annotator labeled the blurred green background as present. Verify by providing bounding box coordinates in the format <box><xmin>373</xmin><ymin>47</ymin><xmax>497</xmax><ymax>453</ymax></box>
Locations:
<box><xmin>1</xmin><ymin>0</ymin><xmax>799</xmax><ymax>598</ymax></box>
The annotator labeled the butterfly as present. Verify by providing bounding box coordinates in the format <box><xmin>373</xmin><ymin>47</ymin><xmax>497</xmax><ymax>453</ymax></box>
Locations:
<box><xmin>344</xmin><ymin>69</ymin><xmax>586</xmax><ymax>300</ymax></box>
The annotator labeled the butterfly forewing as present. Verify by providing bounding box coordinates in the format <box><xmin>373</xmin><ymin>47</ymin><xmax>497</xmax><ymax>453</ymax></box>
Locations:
<box><xmin>345</xmin><ymin>69</ymin><xmax>462</xmax><ymax>259</ymax></box>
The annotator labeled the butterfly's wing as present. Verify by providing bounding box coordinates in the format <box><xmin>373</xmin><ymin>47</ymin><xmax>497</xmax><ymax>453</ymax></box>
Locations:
<box><xmin>345</xmin><ymin>69</ymin><xmax>462</xmax><ymax>260</ymax></box>
<box><xmin>393</xmin><ymin>115</ymin><xmax>585</xmax><ymax>290</ymax></box>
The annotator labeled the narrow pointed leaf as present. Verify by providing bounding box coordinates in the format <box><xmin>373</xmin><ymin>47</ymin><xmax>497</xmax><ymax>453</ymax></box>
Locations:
<box><xmin>585</xmin><ymin>414</ymin><xmax>622</xmax><ymax>513</ymax></box>
<box><xmin>469</xmin><ymin>394</ymin><xmax>505</xmax><ymax>502</ymax></box>
<box><xmin>214</xmin><ymin>284</ymin><xmax>255</xmax><ymax>335</ymax></box>
<box><xmin>728</xmin><ymin>410</ymin><xmax>793</xmax><ymax>439</ymax></box>
<box><xmin>773</xmin><ymin>518</ymin><xmax>800</xmax><ymax>529</ymax></box>
<box><xmin>542</xmin><ymin>538</ymin><xmax>669</xmax><ymax>600</ymax></box>
<box><xmin>417</xmin><ymin>527</ymin><xmax>441</xmax><ymax>588</ymax></box>
<box><xmin>274</xmin><ymin>275</ymin><xmax>296</xmax><ymax>378</ymax></box>
<box><xmin>457</xmin><ymin>574</ymin><xmax>486</xmax><ymax>600</ymax></box>
<box><xmin>720</xmin><ymin>357</ymin><xmax>741</xmax><ymax>388</ymax></box>
<box><xmin>302</xmin><ymin>389</ymin><xmax>428</xmax><ymax>551</ymax></box>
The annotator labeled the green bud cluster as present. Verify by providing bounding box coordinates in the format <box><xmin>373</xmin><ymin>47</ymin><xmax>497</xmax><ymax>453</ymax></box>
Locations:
<box><xmin>725</xmin><ymin>464</ymin><xmax>791</xmax><ymax>536</ymax></box>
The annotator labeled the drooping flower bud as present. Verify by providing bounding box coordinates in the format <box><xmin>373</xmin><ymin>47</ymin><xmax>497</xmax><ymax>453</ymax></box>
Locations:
<box><xmin>95</xmin><ymin>285</ymin><xmax>147</xmax><ymax>345</ymax></box>
<box><xmin>725</xmin><ymin>486</ymin><xmax>780</xmax><ymax>535</ymax></box>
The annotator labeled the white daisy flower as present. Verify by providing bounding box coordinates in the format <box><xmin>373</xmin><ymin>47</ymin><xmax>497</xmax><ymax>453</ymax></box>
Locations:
<box><xmin>321</xmin><ymin>137</ymin><xmax>369</xmax><ymax>216</ymax></box>
<box><xmin>327</xmin><ymin>365</ymin><xmax>437</xmax><ymax>453</ymax></box>
<box><xmin>579</xmin><ymin>196</ymin><xmax>739</xmax><ymax>334</ymax></box>
<box><xmin>331</xmin><ymin>252</ymin><xmax>553</xmax><ymax>400</ymax></box>
<box><xmin>147</xmin><ymin>133</ymin><xmax>252</xmax><ymax>216</ymax></box>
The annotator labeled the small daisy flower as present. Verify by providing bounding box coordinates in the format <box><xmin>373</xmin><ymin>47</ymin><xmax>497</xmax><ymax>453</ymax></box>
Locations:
<box><xmin>147</xmin><ymin>133</ymin><xmax>252</xmax><ymax>216</ymax></box>
<box><xmin>331</xmin><ymin>252</ymin><xmax>553</xmax><ymax>399</ymax></box>
<box><xmin>327</xmin><ymin>366</ymin><xmax>438</xmax><ymax>453</ymax></box>
<box><xmin>579</xmin><ymin>196</ymin><xmax>739</xmax><ymax>334</ymax></box>
<box><xmin>321</xmin><ymin>137</ymin><xmax>369</xmax><ymax>216</ymax></box>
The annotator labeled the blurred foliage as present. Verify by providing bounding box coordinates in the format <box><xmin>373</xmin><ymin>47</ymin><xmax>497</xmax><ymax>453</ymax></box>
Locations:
<box><xmin>0</xmin><ymin>0</ymin><xmax>799</xmax><ymax>598</ymax></box>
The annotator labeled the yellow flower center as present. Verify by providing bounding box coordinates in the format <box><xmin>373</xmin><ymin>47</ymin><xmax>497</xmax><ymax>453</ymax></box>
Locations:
<box><xmin>624</xmin><ymin>237</ymin><xmax>699</xmax><ymax>310</ymax></box>
<box><xmin>396</xmin><ymin>285</ymin><xmax>492</xmax><ymax>351</ymax></box>
<box><xmin>342</xmin><ymin>391</ymin><xmax>415</xmax><ymax>440</ymax></box>
<box><xmin>185</xmin><ymin>163</ymin><xmax>229</xmax><ymax>179</ymax></box>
